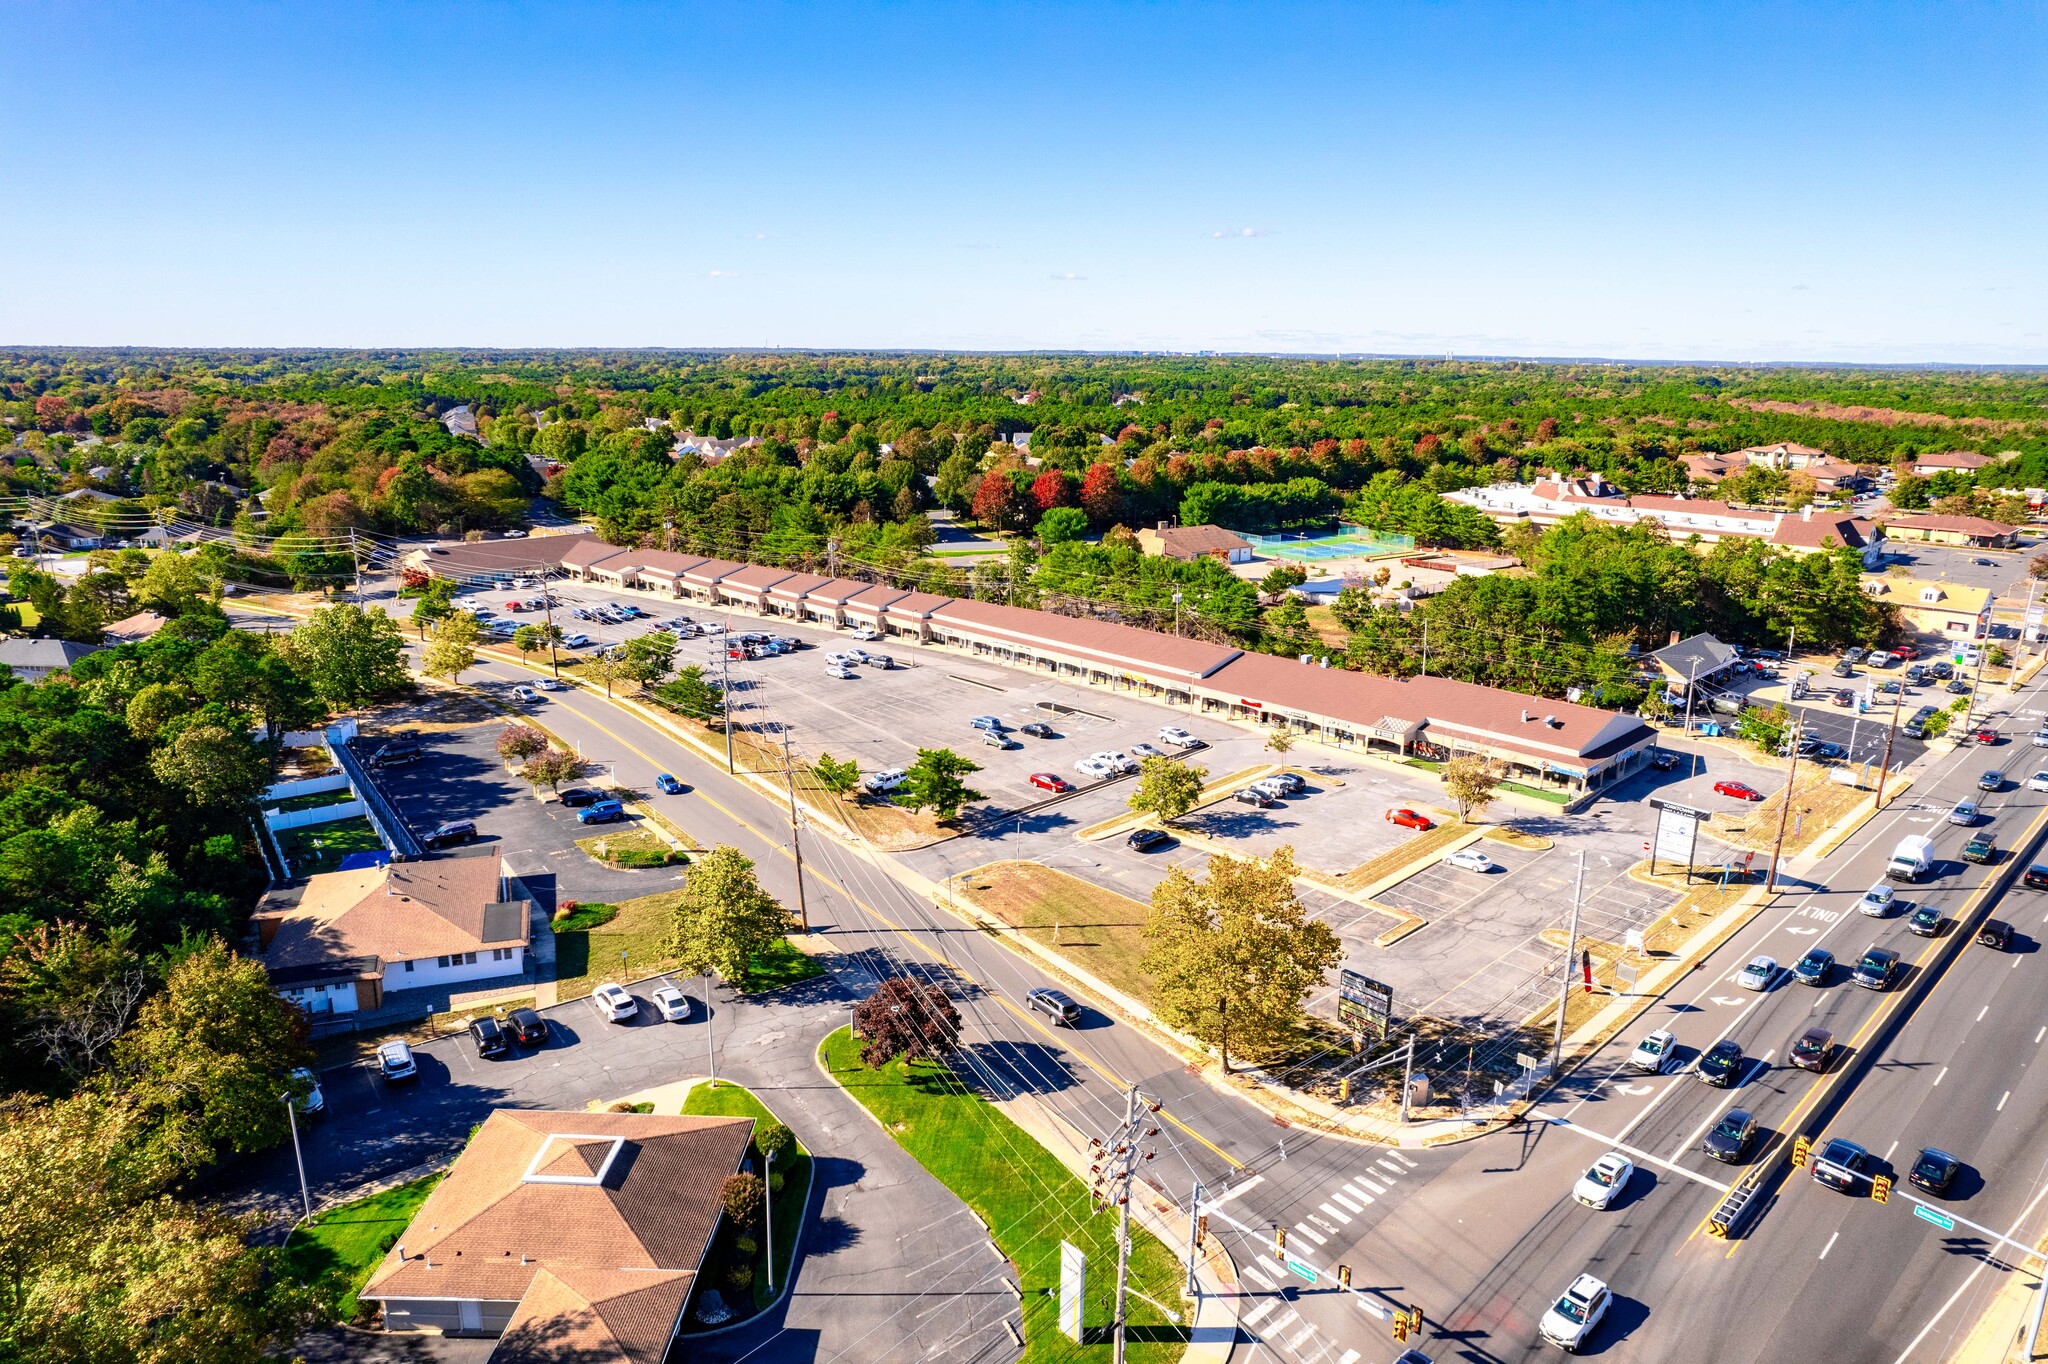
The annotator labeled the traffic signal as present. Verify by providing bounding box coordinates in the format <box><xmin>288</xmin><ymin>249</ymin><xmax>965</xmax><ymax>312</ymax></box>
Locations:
<box><xmin>1273</xmin><ymin>1227</ymin><xmax>1286</xmax><ymax>1259</ymax></box>
<box><xmin>1392</xmin><ymin>1311</ymin><xmax>1410</xmax><ymax>1343</ymax></box>
<box><xmin>1338</xmin><ymin>1264</ymin><xmax>1352</xmax><ymax>1289</ymax></box>
<box><xmin>1196</xmin><ymin>1215</ymin><xmax>1209</xmax><ymax>1245</ymax></box>
<box><xmin>1792</xmin><ymin>1135</ymin><xmax>1811</xmax><ymax>1168</ymax></box>
<box><xmin>1872</xmin><ymin>1175</ymin><xmax>1892</xmax><ymax>1204</ymax></box>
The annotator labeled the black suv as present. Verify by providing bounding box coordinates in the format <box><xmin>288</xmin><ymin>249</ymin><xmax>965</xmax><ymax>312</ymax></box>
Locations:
<box><xmin>1979</xmin><ymin>919</ymin><xmax>2015</xmax><ymax>951</ymax></box>
<box><xmin>505</xmin><ymin>1006</ymin><xmax>550</xmax><ymax>1046</ymax></box>
<box><xmin>1853</xmin><ymin>946</ymin><xmax>1900</xmax><ymax>990</ymax></box>
<box><xmin>1909</xmin><ymin>1148</ymin><xmax>1961</xmax><ymax>1196</ymax></box>
<box><xmin>1695</xmin><ymin>1038</ymin><xmax>1745</xmax><ymax>1087</ymax></box>
<box><xmin>1811</xmin><ymin>1138</ymin><xmax>1869</xmax><ymax>1192</ymax></box>
<box><xmin>2027</xmin><ymin>864</ymin><xmax>2048</xmax><ymax>891</ymax></box>
<box><xmin>426</xmin><ymin>819</ymin><xmax>478</xmax><ymax>849</ymax></box>
<box><xmin>470</xmin><ymin>1015</ymin><xmax>510</xmax><ymax>1058</ymax></box>
<box><xmin>1127</xmin><ymin>827</ymin><xmax>1171</xmax><ymax>852</ymax></box>
<box><xmin>1702</xmin><ymin>1109</ymin><xmax>1757</xmax><ymax>1163</ymax></box>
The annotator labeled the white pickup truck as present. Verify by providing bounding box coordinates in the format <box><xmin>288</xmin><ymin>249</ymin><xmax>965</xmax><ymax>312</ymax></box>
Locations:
<box><xmin>1885</xmin><ymin>834</ymin><xmax>1935</xmax><ymax>882</ymax></box>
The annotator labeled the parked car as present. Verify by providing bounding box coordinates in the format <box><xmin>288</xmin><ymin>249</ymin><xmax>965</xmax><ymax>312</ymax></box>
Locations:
<box><xmin>1232</xmin><ymin>787</ymin><xmax>1273</xmax><ymax>808</ymax></box>
<box><xmin>1948</xmin><ymin>679</ymin><xmax>1972</xmax><ymax>695</ymax></box>
<box><xmin>1021</xmin><ymin>722</ymin><xmax>1058</xmax><ymax>739</ymax></box>
<box><xmin>1075</xmin><ymin>757</ymin><xmax>1116</xmax><ymax>780</ymax></box>
<box><xmin>1789</xmin><ymin>1026</ymin><xmax>1833</xmax><ymax>1072</ymax></box>
<box><xmin>1979</xmin><ymin>919</ymin><xmax>2014</xmax><ymax>951</ymax></box>
<box><xmin>1128</xmin><ymin>742</ymin><xmax>1166</xmax><ymax>761</ymax></box>
<box><xmin>849</xmin><ymin>626</ymin><xmax>880</xmax><ymax>641</ymax></box>
<box><xmin>1127</xmin><ymin>827</ymin><xmax>1171</xmax><ymax>852</ymax></box>
<box><xmin>1029</xmin><ymin>772</ymin><xmax>1074</xmax><ymax>793</ymax></box>
<box><xmin>1027</xmin><ymin>986</ymin><xmax>1082</xmax><ymax>1026</ymax></box>
<box><xmin>1092</xmin><ymin>750</ymin><xmax>1137</xmax><ymax>774</ymax></box>
<box><xmin>983</xmin><ymin>730</ymin><xmax>1019</xmax><ymax>749</ymax></box>
<box><xmin>1713</xmin><ymin>780</ymin><xmax>1763</xmax><ymax>801</ymax></box>
<box><xmin>287</xmin><ymin>1066</ymin><xmax>326</xmax><ymax>1117</ymax></box>
<box><xmin>590</xmin><ymin>982</ymin><xmax>637</xmax><ymax>1022</ymax></box>
<box><xmin>470</xmin><ymin>1015</ymin><xmax>510</xmax><ymax>1058</ymax></box>
<box><xmin>969</xmin><ymin>715</ymin><xmax>1005</xmax><ymax>732</ymax></box>
<box><xmin>655</xmin><ymin>772</ymin><xmax>686</xmax><ymax>794</ymax></box>
<box><xmin>1648</xmin><ymin>751</ymin><xmax>1680</xmax><ymax>771</ymax></box>
<box><xmin>505</xmin><ymin>1006</ymin><xmax>549</xmax><ymax>1046</ymax></box>
<box><xmin>578</xmin><ymin>799</ymin><xmax>627</xmax><ymax>824</ymax></box>
<box><xmin>1443</xmin><ymin>848</ymin><xmax>1497</xmax><ymax>873</ymax></box>
<box><xmin>1157</xmin><ymin>725</ymin><xmax>1204</xmax><ymax>749</ymax></box>
<box><xmin>425</xmin><ymin>819</ymin><xmax>478</xmax><ymax>849</ymax></box>
<box><xmin>561</xmin><ymin>632</ymin><xmax>592</xmax><ymax>648</ymax></box>
<box><xmin>1572</xmin><ymin>1152</ymin><xmax>1633</xmax><ymax>1210</ymax></box>
<box><xmin>1386</xmin><ymin>808</ymin><xmax>1433</xmax><ymax>830</ymax></box>
<box><xmin>1792</xmin><ymin>947</ymin><xmax>1834</xmax><ymax>985</ymax></box>
<box><xmin>825</xmin><ymin>664</ymin><xmax>857</xmax><ymax>680</ymax></box>
<box><xmin>377</xmin><ymin>1040</ymin><xmax>419</xmax><ymax>1083</ymax></box>
<box><xmin>557</xmin><ymin>787</ymin><xmax>601</xmax><ymax>807</ymax></box>
<box><xmin>651</xmin><ymin>985</ymin><xmax>692</xmax><ymax>1021</ymax></box>
<box><xmin>1702</xmin><ymin>1109</ymin><xmax>1757</xmax><ymax>1163</ymax></box>
<box><xmin>1909</xmin><ymin>1147</ymin><xmax>1961</xmax><ymax>1196</ymax></box>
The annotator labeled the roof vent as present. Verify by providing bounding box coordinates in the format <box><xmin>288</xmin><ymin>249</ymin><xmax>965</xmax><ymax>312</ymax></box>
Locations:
<box><xmin>1318</xmin><ymin>657</ymin><xmax>1329</xmax><ymax>668</ymax></box>
<box><xmin>396</xmin><ymin>1243</ymin><xmax>406</xmax><ymax>1261</ymax></box>
<box><xmin>1521</xmin><ymin>709</ymin><xmax>1532</xmax><ymax>722</ymax></box>
<box><xmin>1299</xmin><ymin>654</ymin><xmax>1312</xmax><ymax>665</ymax></box>
<box><xmin>1545</xmin><ymin>714</ymin><xmax>1558</xmax><ymax>727</ymax></box>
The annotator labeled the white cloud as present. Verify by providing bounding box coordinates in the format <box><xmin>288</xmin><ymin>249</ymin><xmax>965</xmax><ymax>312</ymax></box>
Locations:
<box><xmin>1209</xmin><ymin>227</ymin><xmax>1273</xmax><ymax>238</ymax></box>
<box><xmin>1052</xmin><ymin>272</ymin><xmax>1085</xmax><ymax>281</ymax></box>
<box><xmin>707</xmin><ymin>269</ymin><xmax>739</xmax><ymax>278</ymax></box>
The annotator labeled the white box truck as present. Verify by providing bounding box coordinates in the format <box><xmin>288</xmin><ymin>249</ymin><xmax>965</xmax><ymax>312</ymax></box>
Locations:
<box><xmin>1886</xmin><ymin>834</ymin><xmax>1935</xmax><ymax>882</ymax></box>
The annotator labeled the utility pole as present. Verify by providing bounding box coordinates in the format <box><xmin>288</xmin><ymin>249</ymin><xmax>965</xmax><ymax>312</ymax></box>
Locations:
<box><xmin>719</xmin><ymin>632</ymin><xmax>735</xmax><ymax>774</ymax></box>
<box><xmin>539</xmin><ymin>564</ymin><xmax>561</xmax><ymax>679</ymax></box>
<box><xmin>1420</xmin><ymin>620</ymin><xmax>1429</xmax><ymax>677</ymax></box>
<box><xmin>1172</xmin><ymin>589</ymin><xmax>1183</xmax><ymax>638</ymax></box>
<box><xmin>779</xmin><ymin>729</ymin><xmax>810</xmax><ymax>932</ymax></box>
<box><xmin>1959</xmin><ymin>629</ymin><xmax>1994</xmax><ymax>736</ymax></box>
<box><xmin>349</xmin><ymin>529</ymin><xmax>364</xmax><ymax>604</ymax></box>
<box><xmin>1397</xmin><ymin>1033</ymin><xmax>1417</xmax><ymax>1124</ymax></box>
<box><xmin>826</xmin><ymin>536</ymin><xmax>839</xmax><ymax>579</ymax></box>
<box><xmin>1091</xmin><ymin>1085</ymin><xmax>1157</xmax><ymax>1364</ymax></box>
<box><xmin>1550</xmin><ymin>850</ymin><xmax>1584</xmax><ymax>1074</ymax></box>
<box><xmin>703</xmin><ymin>969</ymin><xmax>718</xmax><ymax>1089</ymax></box>
<box><xmin>1766</xmin><ymin>709</ymin><xmax>1804</xmax><ymax>894</ymax></box>
<box><xmin>1873</xmin><ymin>674</ymin><xmax>1908</xmax><ymax>809</ymax></box>
<box><xmin>1679</xmin><ymin>658</ymin><xmax>1702</xmax><ymax>778</ymax></box>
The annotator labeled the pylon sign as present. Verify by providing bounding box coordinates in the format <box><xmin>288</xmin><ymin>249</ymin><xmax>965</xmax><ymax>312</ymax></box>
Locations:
<box><xmin>1059</xmin><ymin>1241</ymin><xmax>1085</xmax><ymax>1342</ymax></box>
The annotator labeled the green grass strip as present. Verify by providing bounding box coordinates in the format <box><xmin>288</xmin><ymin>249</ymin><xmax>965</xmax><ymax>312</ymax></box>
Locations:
<box><xmin>282</xmin><ymin>1173</ymin><xmax>443</xmax><ymax>1323</ymax></box>
<box><xmin>681</xmin><ymin>1083</ymin><xmax>811</xmax><ymax>1312</ymax></box>
<box><xmin>819</xmin><ymin>1027</ymin><xmax>1188</xmax><ymax>1359</ymax></box>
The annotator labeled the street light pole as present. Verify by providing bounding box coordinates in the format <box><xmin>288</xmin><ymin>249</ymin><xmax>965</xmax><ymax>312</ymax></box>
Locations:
<box><xmin>281</xmin><ymin>1093</ymin><xmax>312</xmax><ymax>1222</ymax></box>
<box><xmin>1550</xmin><ymin>850</ymin><xmax>1585</xmax><ymax>1074</ymax></box>
<box><xmin>703</xmin><ymin>969</ymin><xmax>717</xmax><ymax>1089</ymax></box>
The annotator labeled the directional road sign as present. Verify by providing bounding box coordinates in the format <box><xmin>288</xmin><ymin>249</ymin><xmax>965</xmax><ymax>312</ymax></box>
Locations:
<box><xmin>1914</xmin><ymin>1205</ymin><xmax>1956</xmax><ymax>1231</ymax></box>
<box><xmin>1285</xmin><ymin>1256</ymin><xmax>1318</xmax><ymax>1284</ymax></box>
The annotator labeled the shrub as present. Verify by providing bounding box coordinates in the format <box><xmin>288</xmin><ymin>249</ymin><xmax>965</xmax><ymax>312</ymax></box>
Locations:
<box><xmin>727</xmin><ymin>1264</ymin><xmax>754</xmax><ymax>1293</ymax></box>
<box><xmin>721</xmin><ymin>1172</ymin><xmax>764</xmax><ymax>1228</ymax></box>
<box><xmin>735</xmin><ymin>1234</ymin><xmax>758</xmax><ymax>1256</ymax></box>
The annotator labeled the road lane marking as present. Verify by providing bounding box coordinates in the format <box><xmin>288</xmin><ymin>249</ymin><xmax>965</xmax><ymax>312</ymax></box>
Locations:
<box><xmin>1207</xmin><ymin>1175</ymin><xmax>1265</xmax><ymax>1208</ymax></box>
<box><xmin>1353</xmin><ymin>1176</ymin><xmax>1386</xmax><ymax>1196</ymax></box>
<box><xmin>1999</xmin><ymin>1090</ymin><xmax>2011</xmax><ymax>1111</ymax></box>
<box><xmin>1819</xmin><ymin>1231</ymin><xmax>1839</xmax><ymax>1259</ymax></box>
<box><xmin>1331</xmin><ymin>1191</ymin><xmax>1365</xmax><ymax>1213</ymax></box>
<box><xmin>2036</xmin><ymin>1027</ymin><xmax>2044</xmax><ymax>1045</ymax></box>
<box><xmin>1978</xmin><ymin>1005</ymin><xmax>1990</xmax><ymax>1021</ymax></box>
<box><xmin>1890</xmin><ymin>1176</ymin><xmax>2048</xmax><ymax>1364</ymax></box>
<box><xmin>1319</xmin><ymin>1202</ymin><xmax>1352</xmax><ymax>1225</ymax></box>
<box><xmin>1242</xmin><ymin>1298</ymin><xmax>1279</xmax><ymax>1326</ymax></box>
<box><xmin>1933</xmin><ymin>1066</ymin><xmax>1947</xmax><ymax>1087</ymax></box>
<box><xmin>1527</xmin><ymin>1109</ymin><xmax>1734</xmax><ymax>1194</ymax></box>
<box><xmin>1291</xmin><ymin>1222</ymin><xmax>1327</xmax><ymax>1246</ymax></box>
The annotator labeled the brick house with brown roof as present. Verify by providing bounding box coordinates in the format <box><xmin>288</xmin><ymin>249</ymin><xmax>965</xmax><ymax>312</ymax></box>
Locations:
<box><xmin>253</xmin><ymin>853</ymin><xmax>530</xmax><ymax>1015</ymax></box>
<box><xmin>1911</xmin><ymin>450</ymin><xmax>1993</xmax><ymax>476</ymax></box>
<box><xmin>362</xmin><ymin>1109</ymin><xmax>754</xmax><ymax>1356</ymax></box>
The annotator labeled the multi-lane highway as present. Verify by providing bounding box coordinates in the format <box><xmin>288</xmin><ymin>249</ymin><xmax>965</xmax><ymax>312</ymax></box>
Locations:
<box><xmin>232</xmin><ymin>584</ymin><xmax>2048</xmax><ymax>1364</ymax></box>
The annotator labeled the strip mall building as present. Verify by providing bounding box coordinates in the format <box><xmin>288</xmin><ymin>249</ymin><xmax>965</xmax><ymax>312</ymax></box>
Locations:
<box><xmin>408</xmin><ymin>535</ymin><xmax>1658</xmax><ymax>795</ymax></box>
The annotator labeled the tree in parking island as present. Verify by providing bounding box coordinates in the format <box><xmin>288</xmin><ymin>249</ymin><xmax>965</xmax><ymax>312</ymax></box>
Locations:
<box><xmin>422</xmin><ymin>611</ymin><xmax>480</xmax><ymax>683</ymax></box>
<box><xmin>619</xmin><ymin>633</ymin><xmax>676</xmax><ymax>687</ymax></box>
<box><xmin>497</xmin><ymin>724</ymin><xmax>549</xmax><ymax>765</ymax></box>
<box><xmin>853</xmin><ymin>976</ymin><xmax>961</xmax><ymax>1070</ymax></box>
<box><xmin>662</xmin><ymin>845</ymin><xmax>794</xmax><ymax>987</ymax></box>
<box><xmin>1128</xmin><ymin>756</ymin><xmax>1207</xmax><ymax>824</ymax></box>
<box><xmin>811</xmin><ymin>753</ymin><xmax>862</xmax><ymax>803</ymax></box>
<box><xmin>522</xmin><ymin>746</ymin><xmax>584</xmax><ymax>794</ymax></box>
<box><xmin>899</xmin><ymin>747</ymin><xmax>984</xmax><ymax>822</ymax></box>
<box><xmin>1142</xmin><ymin>847</ymin><xmax>1341</xmax><ymax>1073</ymax></box>
<box><xmin>1443</xmin><ymin>754</ymin><xmax>1502</xmax><ymax>820</ymax></box>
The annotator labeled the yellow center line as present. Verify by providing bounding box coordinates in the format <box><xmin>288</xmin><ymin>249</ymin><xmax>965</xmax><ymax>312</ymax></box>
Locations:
<box><xmin>1685</xmin><ymin>795</ymin><xmax>2048</xmax><ymax>1257</ymax></box>
<box><xmin>481</xmin><ymin>662</ymin><xmax>1245</xmax><ymax>1169</ymax></box>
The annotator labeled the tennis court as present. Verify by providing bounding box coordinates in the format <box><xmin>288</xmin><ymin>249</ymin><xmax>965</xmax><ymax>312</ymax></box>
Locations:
<box><xmin>1244</xmin><ymin>526</ymin><xmax>1414</xmax><ymax>561</ymax></box>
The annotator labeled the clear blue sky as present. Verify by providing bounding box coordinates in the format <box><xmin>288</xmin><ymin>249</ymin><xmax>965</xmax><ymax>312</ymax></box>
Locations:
<box><xmin>3</xmin><ymin>2</ymin><xmax>2042</xmax><ymax>361</ymax></box>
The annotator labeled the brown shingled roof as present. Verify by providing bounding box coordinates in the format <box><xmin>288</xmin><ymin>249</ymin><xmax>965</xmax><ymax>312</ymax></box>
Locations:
<box><xmin>363</xmin><ymin>1110</ymin><xmax>753</xmax><ymax>1359</ymax></box>
<box><xmin>258</xmin><ymin>853</ymin><xmax>527</xmax><ymax>975</ymax></box>
<box><xmin>929</xmin><ymin>598</ymin><xmax>1243</xmax><ymax>682</ymax></box>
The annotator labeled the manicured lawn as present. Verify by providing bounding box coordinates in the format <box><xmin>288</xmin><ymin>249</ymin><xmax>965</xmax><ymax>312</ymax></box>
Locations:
<box><xmin>820</xmin><ymin>1028</ymin><xmax>1188</xmax><ymax>1360</ymax></box>
<box><xmin>574</xmin><ymin>824</ymin><xmax>686</xmax><ymax>867</ymax></box>
<box><xmin>275</xmin><ymin>817</ymin><xmax>384</xmax><ymax>877</ymax></box>
<box><xmin>283</xmin><ymin>1173</ymin><xmax>443</xmax><ymax>1323</ymax></box>
<box><xmin>681</xmin><ymin>1083</ymin><xmax>810</xmax><ymax>1312</ymax></box>
<box><xmin>959</xmin><ymin>860</ymin><xmax>1158</xmax><ymax>1008</ymax></box>
<box><xmin>272</xmin><ymin>786</ymin><xmax>359</xmax><ymax>814</ymax></box>
<box><xmin>552</xmin><ymin>886</ymin><xmax>821</xmax><ymax>1000</ymax></box>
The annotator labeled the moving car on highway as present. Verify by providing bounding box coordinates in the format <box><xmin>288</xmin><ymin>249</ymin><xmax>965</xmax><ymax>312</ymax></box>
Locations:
<box><xmin>1735</xmin><ymin>955</ymin><xmax>1776</xmax><ymax>990</ymax></box>
<box><xmin>1572</xmin><ymin>1153</ymin><xmax>1633</xmax><ymax>1210</ymax></box>
<box><xmin>1789</xmin><ymin>1026</ymin><xmax>1834</xmax><ymax>1072</ymax></box>
<box><xmin>1702</xmin><ymin>1109</ymin><xmax>1757</xmax><ymax>1162</ymax></box>
<box><xmin>1695</xmin><ymin>1038</ymin><xmax>1745</xmax><ymax>1087</ymax></box>
<box><xmin>1628</xmin><ymin>1029</ymin><xmax>1677</xmax><ymax>1073</ymax></box>
<box><xmin>1811</xmin><ymin>1138</ymin><xmax>1870</xmax><ymax>1192</ymax></box>
<box><xmin>1792</xmin><ymin>947</ymin><xmax>1834</xmax><ymax>985</ymax></box>
<box><xmin>1538</xmin><ymin>1274</ymin><xmax>1611</xmax><ymax>1354</ymax></box>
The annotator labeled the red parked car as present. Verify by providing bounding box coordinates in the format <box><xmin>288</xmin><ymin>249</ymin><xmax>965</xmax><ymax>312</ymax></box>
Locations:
<box><xmin>1714</xmin><ymin>780</ymin><xmax>1763</xmax><ymax>800</ymax></box>
<box><xmin>1386</xmin><ymin>808</ymin><xmax>1433</xmax><ymax>830</ymax></box>
<box><xmin>1029</xmin><ymin>772</ymin><xmax>1073</xmax><ymax>793</ymax></box>
<box><xmin>1975</xmin><ymin>728</ymin><xmax>2000</xmax><ymax>745</ymax></box>
<box><xmin>1892</xmin><ymin>645</ymin><xmax>1920</xmax><ymax>661</ymax></box>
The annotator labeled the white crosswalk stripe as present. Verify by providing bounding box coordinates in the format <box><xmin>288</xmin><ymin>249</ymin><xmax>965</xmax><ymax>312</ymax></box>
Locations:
<box><xmin>1392</xmin><ymin>1151</ymin><xmax>1420</xmax><ymax>1168</ymax></box>
<box><xmin>1286</xmin><ymin>1318</ymin><xmax>1321</xmax><ymax>1350</ymax></box>
<box><xmin>1241</xmin><ymin>1298</ymin><xmax>1280</xmax><ymax>1327</ymax></box>
<box><xmin>1241</xmin><ymin>1259</ymin><xmax>1278</xmax><ymax>1289</ymax></box>
<box><xmin>1350</xmin><ymin>1176</ymin><xmax>1385</xmax><ymax>1197</ymax></box>
<box><xmin>1374</xmin><ymin>1158</ymin><xmax>1404</xmax><ymax>1177</ymax></box>
<box><xmin>1339</xmin><ymin>1351</ymin><xmax>1362</xmax><ymax>1364</ymax></box>
<box><xmin>1332</xmin><ymin>1190</ymin><xmax>1366</xmax><ymax>1213</ymax></box>
<box><xmin>1319</xmin><ymin>1200</ymin><xmax>1353</xmax><ymax>1224</ymax></box>
<box><xmin>1292</xmin><ymin>1221</ymin><xmax>1328</xmax><ymax>1246</ymax></box>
